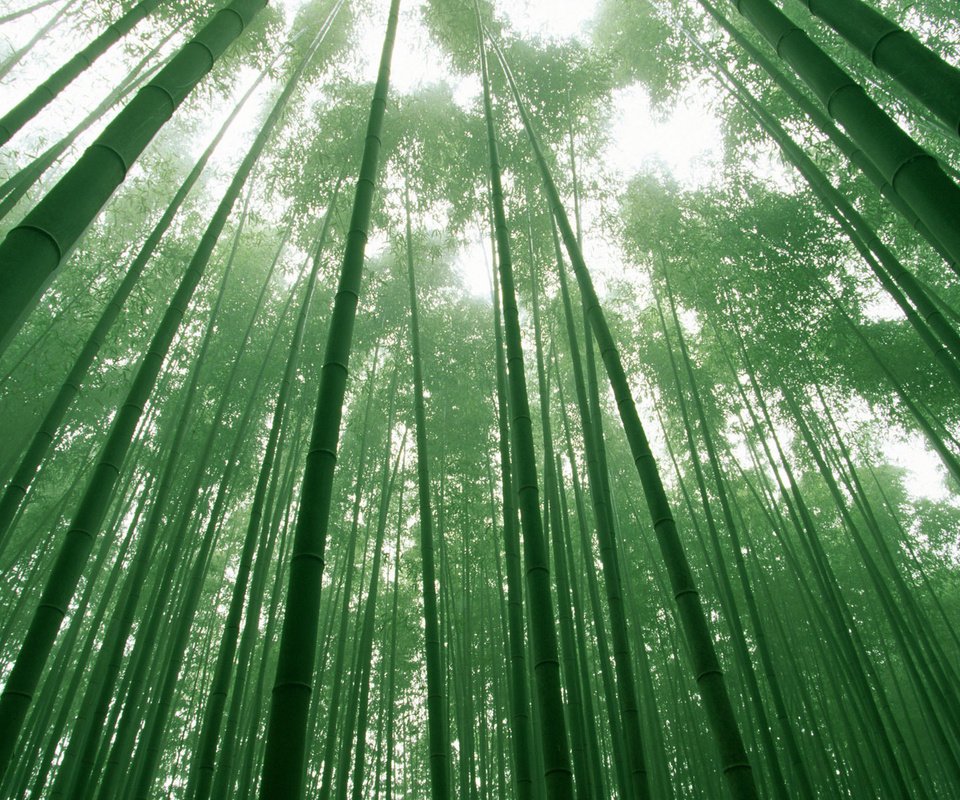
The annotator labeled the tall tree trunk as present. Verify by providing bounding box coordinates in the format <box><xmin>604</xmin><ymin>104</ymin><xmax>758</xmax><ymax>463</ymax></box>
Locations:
<box><xmin>0</xmin><ymin>63</ymin><xmax>266</xmax><ymax>550</ymax></box>
<box><xmin>258</xmin><ymin>1</ymin><xmax>401</xmax><ymax>794</ymax></box>
<box><xmin>0</xmin><ymin>35</ymin><xmax>308</xmax><ymax>779</ymax></box>
<box><xmin>347</xmin><ymin>404</ymin><xmax>404</xmax><ymax>800</ymax></box>
<box><xmin>487</xmin><ymin>29</ymin><xmax>759</xmax><ymax>800</ymax></box>
<box><xmin>187</xmin><ymin>173</ymin><xmax>343</xmax><ymax>800</ymax></box>
<box><xmin>405</xmin><ymin>182</ymin><xmax>452</xmax><ymax>799</ymax></box>
<box><xmin>477</xmin><ymin>12</ymin><xmax>574</xmax><ymax>798</ymax></box>
<box><xmin>794</xmin><ymin>0</ymin><xmax>960</xmax><ymax>137</ymax></box>
<box><xmin>727</xmin><ymin>0</ymin><xmax>960</xmax><ymax>272</ymax></box>
<box><xmin>487</xmin><ymin>231</ymin><xmax>537</xmax><ymax>799</ymax></box>
<box><xmin>0</xmin><ymin>0</ymin><xmax>164</xmax><ymax>145</ymax></box>
<box><xmin>315</xmin><ymin>359</ymin><xmax>381</xmax><ymax>800</ymax></box>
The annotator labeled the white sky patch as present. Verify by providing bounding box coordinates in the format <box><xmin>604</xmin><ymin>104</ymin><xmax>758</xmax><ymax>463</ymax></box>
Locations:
<box><xmin>860</xmin><ymin>289</ymin><xmax>905</xmax><ymax>322</ymax></box>
<box><xmin>354</xmin><ymin>0</ymin><xmax>476</xmax><ymax>99</ymax></box>
<box><xmin>884</xmin><ymin>434</ymin><xmax>952</xmax><ymax>503</ymax></box>
<box><xmin>500</xmin><ymin>0</ymin><xmax>598</xmax><ymax>40</ymax></box>
<box><xmin>605</xmin><ymin>82</ymin><xmax>723</xmax><ymax>188</ymax></box>
<box><xmin>454</xmin><ymin>227</ymin><xmax>494</xmax><ymax>299</ymax></box>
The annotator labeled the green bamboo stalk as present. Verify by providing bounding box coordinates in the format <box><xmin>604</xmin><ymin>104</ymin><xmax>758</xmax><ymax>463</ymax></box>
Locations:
<box><xmin>782</xmin><ymin>387</ymin><xmax>960</xmax><ymax>790</ymax></box>
<box><xmin>676</xmin><ymin>12</ymin><xmax>960</xmax><ymax>385</ymax></box>
<box><xmin>477</xmin><ymin>13</ymin><xmax>573</xmax><ymax>798</ymax></box>
<box><xmin>0</xmin><ymin>0</ymin><xmax>164</xmax><ymax>145</ymax></box>
<box><xmin>0</xmin><ymin>62</ymin><xmax>267</xmax><ymax>550</ymax></box>
<box><xmin>487</xmin><ymin>229</ymin><xmax>537</xmax><ymax>800</ymax></box>
<box><xmin>0</xmin><ymin>29</ymin><xmax>171</xmax><ymax>223</ymax></box>
<box><xmin>728</xmin><ymin>320</ymin><xmax>922</xmax><ymax>798</ymax></box>
<box><xmin>348</xmin><ymin>423</ymin><xmax>405</xmax><ymax>800</ymax></box>
<box><xmin>211</xmin><ymin>403</ymin><xmax>302</xmax><ymax>800</ymax></box>
<box><xmin>487</xmin><ymin>28</ymin><xmax>759</xmax><ymax>800</ymax></box>
<box><xmin>405</xmin><ymin>183</ymin><xmax>452</xmax><ymax>800</ymax></box>
<box><xmin>551</xmin><ymin>440</ymin><xmax>608</xmax><ymax>799</ymax></box>
<box><xmin>696</xmin><ymin>0</ymin><xmax>956</xmax><ymax>270</ymax></box>
<box><xmin>52</xmin><ymin>201</ymin><xmax>250</xmax><ymax>800</ymax></box>
<box><xmin>0</xmin><ymin>33</ymin><xmax>299</xmax><ymax>778</ymax></box>
<box><xmin>315</xmin><ymin>361</ymin><xmax>381</xmax><ymax>800</ymax></box>
<box><xmin>728</xmin><ymin>0</ymin><xmax>960</xmax><ymax>274</ymax></box>
<box><xmin>258</xmin><ymin>1</ymin><xmax>401</xmax><ymax>794</ymax></box>
<box><xmin>661</xmin><ymin>272</ymin><xmax>816</xmax><ymax>800</ymax></box>
<box><xmin>15</xmin><ymin>491</ymin><xmax>142</xmax><ymax>798</ymax></box>
<box><xmin>528</xmin><ymin>256</ymin><xmax>593</xmax><ymax>799</ymax></box>
<box><xmin>190</xmin><ymin>174</ymin><xmax>343</xmax><ymax>800</ymax></box>
<box><xmin>128</xmin><ymin>273</ymin><xmax>299</xmax><ymax>800</ymax></box>
<box><xmin>383</xmin><ymin>485</ymin><xmax>404</xmax><ymax>800</ymax></box>
<box><xmin>579</xmin><ymin>302</ymin><xmax>651</xmax><ymax>800</ymax></box>
<box><xmin>0</xmin><ymin>0</ymin><xmax>268</xmax><ymax>353</ymax></box>
<box><xmin>551</xmin><ymin>228</ymin><xmax>628</xmax><ymax>800</ymax></box>
<box><xmin>652</xmin><ymin>287</ymin><xmax>788</xmax><ymax>800</ymax></box>
<box><xmin>793</xmin><ymin>0</ymin><xmax>960</xmax><ymax>137</ymax></box>
<box><xmin>227</xmin><ymin>411</ymin><xmax>306</xmax><ymax>800</ymax></box>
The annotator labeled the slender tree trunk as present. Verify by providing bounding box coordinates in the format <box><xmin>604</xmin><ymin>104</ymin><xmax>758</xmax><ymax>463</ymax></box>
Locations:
<box><xmin>383</xmin><ymin>477</ymin><xmax>405</xmax><ymax>800</ymax></box>
<box><xmin>259</xmin><ymin>4</ymin><xmax>401</xmax><ymax>793</ymax></box>
<box><xmin>405</xmin><ymin>182</ymin><xmax>452</xmax><ymax>799</ymax></box>
<box><xmin>0</xmin><ymin>64</ymin><xmax>266</xmax><ymax>550</ymax></box>
<box><xmin>0</xmin><ymin>0</ymin><xmax>82</xmax><ymax>82</ymax></box>
<box><xmin>188</xmin><ymin>174</ymin><xmax>343</xmax><ymax>800</ymax></box>
<box><xmin>477</xmin><ymin>14</ymin><xmax>574</xmax><ymax>798</ymax></box>
<box><xmin>346</xmin><ymin>401</ymin><xmax>404</xmax><ymax>800</ymax></box>
<box><xmin>660</xmin><ymin>272</ymin><xmax>816</xmax><ymax>800</ymax></box>
<box><xmin>487</xmin><ymin>30</ymin><xmax>759</xmax><ymax>800</ymax></box>
<box><xmin>51</xmin><ymin>201</ymin><xmax>251</xmax><ymax>800</ymax></box>
<box><xmin>0</xmin><ymin>36</ymin><xmax>308</xmax><ymax>779</ymax></box>
<box><xmin>315</xmin><ymin>360</ymin><xmax>381</xmax><ymax>800</ymax></box>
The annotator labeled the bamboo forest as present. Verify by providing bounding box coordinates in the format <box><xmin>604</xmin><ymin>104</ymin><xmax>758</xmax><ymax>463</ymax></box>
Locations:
<box><xmin>3</xmin><ymin>0</ymin><xmax>960</xmax><ymax>797</ymax></box>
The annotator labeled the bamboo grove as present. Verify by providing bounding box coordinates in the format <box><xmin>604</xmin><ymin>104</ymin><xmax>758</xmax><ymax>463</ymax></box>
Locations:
<box><xmin>0</xmin><ymin>0</ymin><xmax>959</xmax><ymax>797</ymax></box>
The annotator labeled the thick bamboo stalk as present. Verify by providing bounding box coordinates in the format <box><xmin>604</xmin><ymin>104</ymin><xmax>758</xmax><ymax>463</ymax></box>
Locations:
<box><xmin>0</xmin><ymin>0</ymin><xmax>268</xmax><ymax>352</ymax></box>
<box><xmin>0</xmin><ymin>0</ymin><xmax>163</xmax><ymax>145</ymax></box>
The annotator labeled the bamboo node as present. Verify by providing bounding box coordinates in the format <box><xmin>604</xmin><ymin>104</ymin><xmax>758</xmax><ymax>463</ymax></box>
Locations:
<box><xmin>889</xmin><ymin>152</ymin><xmax>934</xmax><ymax>191</ymax></box>
<box><xmin>694</xmin><ymin>668</ymin><xmax>723</xmax><ymax>682</ymax></box>
<box><xmin>90</xmin><ymin>141</ymin><xmax>130</xmax><ymax>178</ymax></box>
<box><xmin>271</xmin><ymin>680</ymin><xmax>312</xmax><ymax>693</ymax></box>
<box><xmin>13</xmin><ymin>224</ymin><xmax>63</xmax><ymax>262</ymax></box>
<box><xmin>868</xmin><ymin>28</ymin><xmax>902</xmax><ymax>66</ymax></box>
